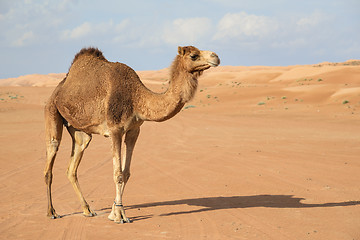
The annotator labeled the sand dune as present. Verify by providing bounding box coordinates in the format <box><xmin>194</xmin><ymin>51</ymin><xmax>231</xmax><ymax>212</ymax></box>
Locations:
<box><xmin>0</xmin><ymin>61</ymin><xmax>359</xmax><ymax>239</ymax></box>
<box><xmin>0</xmin><ymin>73</ymin><xmax>66</xmax><ymax>87</ymax></box>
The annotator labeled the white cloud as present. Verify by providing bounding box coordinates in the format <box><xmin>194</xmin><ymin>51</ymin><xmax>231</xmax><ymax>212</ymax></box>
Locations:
<box><xmin>162</xmin><ymin>17</ymin><xmax>212</xmax><ymax>45</ymax></box>
<box><xmin>114</xmin><ymin>19</ymin><xmax>130</xmax><ymax>32</ymax></box>
<box><xmin>12</xmin><ymin>31</ymin><xmax>35</xmax><ymax>47</ymax></box>
<box><xmin>269</xmin><ymin>11</ymin><xmax>331</xmax><ymax>49</ymax></box>
<box><xmin>296</xmin><ymin>11</ymin><xmax>327</xmax><ymax>30</ymax></box>
<box><xmin>214</xmin><ymin>12</ymin><xmax>278</xmax><ymax>41</ymax></box>
<box><xmin>112</xmin><ymin>19</ymin><xmax>133</xmax><ymax>43</ymax></box>
<box><xmin>61</xmin><ymin>19</ymin><xmax>130</xmax><ymax>40</ymax></box>
<box><xmin>63</xmin><ymin>22</ymin><xmax>92</xmax><ymax>39</ymax></box>
<box><xmin>56</xmin><ymin>0</ymin><xmax>74</xmax><ymax>11</ymax></box>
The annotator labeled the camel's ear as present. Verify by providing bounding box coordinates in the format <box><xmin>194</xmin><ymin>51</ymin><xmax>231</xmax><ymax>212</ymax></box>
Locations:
<box><xmin>178</xmin><ymin>46</ymin><xmax>187</xmax><ymax>56</ymax></box>
<box><xmin>178</xmin><ymin>46</ymin><xmax>183</xmax><ymax>55</ymax></box>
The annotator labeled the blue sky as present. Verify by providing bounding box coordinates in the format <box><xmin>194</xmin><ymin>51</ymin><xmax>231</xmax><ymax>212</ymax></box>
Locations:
<box><xmin>1</xmin><ymin>0</ymin><xmax>359</xmax><ymax>78</ymax></box>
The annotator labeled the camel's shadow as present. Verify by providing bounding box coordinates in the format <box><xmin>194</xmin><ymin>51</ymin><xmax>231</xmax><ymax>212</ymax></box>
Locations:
<box><xmin>63</xmin><ymin>195</ymin><xmax>360</xmax><ymax>220</ymax></box>
<box><xmin>127</xmin><ymin>194</ymin><xmax>360</xmax><ymax>217</ymax></box>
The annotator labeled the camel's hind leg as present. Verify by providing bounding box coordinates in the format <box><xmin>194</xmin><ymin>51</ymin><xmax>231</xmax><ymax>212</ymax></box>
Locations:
<box><xmin>66</xmin><ymin>126</ymin><xmax>96</xmax><ymax>217</ymax></box>
<box><xmin>44</xmin><ymin>104</ymin><xmax>63</xmax><ymax>219</ymax></box>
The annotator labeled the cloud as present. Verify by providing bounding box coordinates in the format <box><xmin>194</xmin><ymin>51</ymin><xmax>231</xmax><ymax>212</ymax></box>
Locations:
<box><xmin>214</xmin><ymin>12</ymin><xmax>278</xmax><ymax>41</ymax></box>
<box><xmin>56</xmin><ymin>0</ymin><xmax>74</xmax><ymax>11</ymax></box>
<box><xmin>12</xmin><ymin>31</ymin><xmax>35</xmax><ymax>47</ymax></box>
<box><xmin>162</xmin><ymin>17</ymin><xmax>212</xmax><ymax>45</ymax></box>
<box><xmin>297</xmin><ymin>11</ymin><xmax>327</xmax><ymax>30</ymax></box>
<box><xmin>0</xmin><ymin>1</ymin><xmax>70</xmax><ymax>48</ymax></box>
<box><xmin>61</xmin><ymin>19</ymin><xmax>130</xmax><ymax>40</ymax></box>
<box><xmin>112</xmin><ymin>19</ymin><xmax>134</xmax><ymax>43</ymax></box>
<box><xmin>63</xmin><ymin>22</ymin><xmax>92</xmax><ymax>39</ymax></box>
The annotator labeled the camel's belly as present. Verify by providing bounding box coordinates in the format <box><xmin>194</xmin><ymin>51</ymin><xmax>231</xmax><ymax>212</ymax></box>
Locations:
<box><xmin>88</xmin><ymin>121</ymin><xmax>111</xmax><ymax>137</ymax></box>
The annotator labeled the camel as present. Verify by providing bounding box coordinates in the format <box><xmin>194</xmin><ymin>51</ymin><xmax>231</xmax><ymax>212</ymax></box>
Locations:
<box><xmin>44</xmin><ymin>46</ymin><xmax>220</xmax><ymax>223</ymax></box>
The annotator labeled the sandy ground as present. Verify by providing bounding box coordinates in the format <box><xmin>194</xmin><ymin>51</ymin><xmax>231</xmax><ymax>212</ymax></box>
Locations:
<box><xmin>1</xmin><ymin>61</ymin><xmax>360</xmax><ymax>239</ymax></box>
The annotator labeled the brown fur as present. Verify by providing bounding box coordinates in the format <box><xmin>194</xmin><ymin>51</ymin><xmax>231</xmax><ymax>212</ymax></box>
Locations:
<box><xmin>44</xmin><ymin>46</ymin><xmax>220</xmax><ymax>223</ymax></box>
<box><xmin>72</xmin><ymin>47</ymin><xmax>107</xmax><ymax>65</ymax></box>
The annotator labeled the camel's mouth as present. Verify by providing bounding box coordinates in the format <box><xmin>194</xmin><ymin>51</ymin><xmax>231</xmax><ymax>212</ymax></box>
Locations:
<box><xmin>207</xmin><ymin>54</ymin><xmax>220</xmax><ymax>67</ymax></box>
<box><xmin>192</xmin><ymin>61</ymin><xmax>219</xmax><ymax>72</ymax></box>
<box><xmin>191</xmin><ymin>64</ymin><xmax>211</xmax><ymax>72</ymax></box>
<box><xmin>207</xmin><ymin>61</ymin><xmax>220</xmax><ymax>67</ymax></box>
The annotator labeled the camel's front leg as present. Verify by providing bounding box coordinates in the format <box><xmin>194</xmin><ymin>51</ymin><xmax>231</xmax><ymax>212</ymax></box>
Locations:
<box><xmin>108</xmin><ymin>130</ymin><xmax>131</xmax><ymax>224</ymax></box>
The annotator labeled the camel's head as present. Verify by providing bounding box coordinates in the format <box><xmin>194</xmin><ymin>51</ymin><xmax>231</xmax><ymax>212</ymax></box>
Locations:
<box><xmin>177</xmin><ymin>46</ymin><xmax>220</xmax><ymax>73</ymax></box>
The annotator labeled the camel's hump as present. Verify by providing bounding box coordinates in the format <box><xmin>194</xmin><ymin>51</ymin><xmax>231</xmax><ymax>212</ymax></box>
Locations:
<box><xmin>72</xmin><ymin>47</ymin><xmax>107</xmax><ymax>65</ymax></box>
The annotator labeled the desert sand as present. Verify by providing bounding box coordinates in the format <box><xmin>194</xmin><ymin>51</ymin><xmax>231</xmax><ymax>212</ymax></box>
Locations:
<box><xmin>0</xmin><ymin>61</ymin><xmax>359</xmax><ymax>239</ymax></box>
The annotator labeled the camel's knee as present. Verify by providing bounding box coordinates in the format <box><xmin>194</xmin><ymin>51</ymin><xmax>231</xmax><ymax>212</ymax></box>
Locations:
<box><xmin>44</xmin><ymin>139</ymin><xmax>60</xmax><ymax>184</ymax></box>
<box><xmin>123</xmin><ymin>170</ymin><xmax>131</xmax><ymax>183</ymax></box>
<box><xmin>66</xmin><ymin>171</ymin><xmax>78</xmax><ymax>183</ymax></box>
<box><xmin>45</xmin><ymin>110</ymin><xmax>63</xmax><ymax>145</ymax></box>
<box><xmin>46</xmin><ymin>139</ymin><xmax>60</xmax><ymax>155</ymax></box>
<box><xmin>114</xmin><ymin>173</ymin><xmax>123</xmax><ymax>184</ymax></box>
<box><xmin>113</xmin><ymin>170</ymin><xmax>130</xmax><ymax>184</ymax></box>
<box><xmin>48</xmin><ymin>139</ymin><xmax>60</xmax><ymax>148</ymax></box>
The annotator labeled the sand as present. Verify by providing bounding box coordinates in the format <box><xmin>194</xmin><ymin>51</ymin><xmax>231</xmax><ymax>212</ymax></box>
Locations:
<box><xmin>0</xmin><ymin>61</ymin><xmax>359</xmax><ymax>239</ymax></box>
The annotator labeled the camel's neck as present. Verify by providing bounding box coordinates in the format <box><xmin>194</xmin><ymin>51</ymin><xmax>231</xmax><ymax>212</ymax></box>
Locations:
<box><xmin>135</xmin><ymin>57</ymin><xmax>199</xmax><ymax>122</ymax></box>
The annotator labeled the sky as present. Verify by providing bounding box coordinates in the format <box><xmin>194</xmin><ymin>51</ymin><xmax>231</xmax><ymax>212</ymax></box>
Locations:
<box><xmin>0</xmin><ymin>0</ymin><xmax>359</xmax><ymax>78</ymax></box>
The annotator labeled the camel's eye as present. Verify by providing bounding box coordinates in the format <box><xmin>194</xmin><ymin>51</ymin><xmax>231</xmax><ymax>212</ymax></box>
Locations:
<box><xmin>190</xmin><ymin>54</ymin><xmax>199</xmax><ymax>61</ymax></box>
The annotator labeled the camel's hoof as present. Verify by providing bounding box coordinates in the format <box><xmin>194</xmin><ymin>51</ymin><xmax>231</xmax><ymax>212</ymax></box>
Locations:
<box><xmin>47</xmin><ymin>209</ymin><xmax>61</xmax><ymax>219</ymax></box>
<box><xmin>122</xmin><ymin>217</ymin><xmax>131</xmax><ymax>223</ymax></box>
<box><xmin>114</xmin><ymin>219</ymin><xmax>124</xmax><ymax>224</ymax></box>
<box><xmin>114</xmin><ymin>217</ymin><xmax>131</xmax><ymax>224</ymax></box>
<box><xmin>48</xmin><ymin>214</ymin><xmax>61</xmax><ymax>219</ymax></box>
<box><xmin>84</xmin><ymin>211</ymin><xmax>97</xmax><ymax>217</ymax></box>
